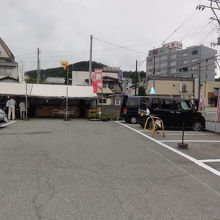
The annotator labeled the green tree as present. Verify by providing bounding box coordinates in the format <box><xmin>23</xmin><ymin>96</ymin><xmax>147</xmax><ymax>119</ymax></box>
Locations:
<box><xmin>138</xmin><ymin>86</ymin><xmax>146</xmax><ymax>96</ymax></box>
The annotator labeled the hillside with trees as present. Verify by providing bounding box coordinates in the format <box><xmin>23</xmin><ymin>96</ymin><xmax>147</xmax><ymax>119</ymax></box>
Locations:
<box><xmin>26</xmin><ymin>61</ymin><xmax>146</xmax><ymax>84</ymax></box>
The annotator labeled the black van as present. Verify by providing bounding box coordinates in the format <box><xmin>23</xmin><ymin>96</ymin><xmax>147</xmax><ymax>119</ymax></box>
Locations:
<box><xmin>138</xmin><ymin>96</ymin><xmax>205</xmax><ymax>131</ymax></box>
<box><xmin>120</xmin><ymin>95</ymin><xmax>140</xmax><ymax>124</ymax></box>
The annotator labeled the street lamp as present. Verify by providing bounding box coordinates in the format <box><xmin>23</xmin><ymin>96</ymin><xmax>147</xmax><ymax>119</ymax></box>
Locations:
<box><xmin>60</xmin><ymin>61</ymin><xmax>69</xmax><ymax>121</ymax></box>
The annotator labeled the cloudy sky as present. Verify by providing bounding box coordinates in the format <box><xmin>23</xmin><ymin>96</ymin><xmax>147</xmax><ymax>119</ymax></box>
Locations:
<box><xmin>0</xmin><ymin>0</ymin><xmax>219</xmax><ymax>72</ymax></box>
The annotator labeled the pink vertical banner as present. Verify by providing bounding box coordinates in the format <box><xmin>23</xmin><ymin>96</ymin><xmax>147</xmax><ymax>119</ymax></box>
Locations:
<box><xmin>94</xmin><ymin>69</ymin><xmax>103</xmax><ymax>93</ymax></box>
<box><xmin>216</xmin><ymin>91</ymin><xmax>220</xmax><ymax>121</ymax></box>
<box><xmin>91</xmin><ymin>72</ymin><xmax>97</xmax><ymax>93</ymax></box>
<box><xmin>198</xmin><ymin>95</ymin><xmax>204</xmax><ymax>111</ymax></box>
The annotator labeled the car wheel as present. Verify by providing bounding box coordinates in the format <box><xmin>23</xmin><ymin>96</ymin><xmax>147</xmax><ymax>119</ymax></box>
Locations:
<box><xmin>192</xmin><ymin>121</ymin><xmax>203</xmax><ymax>131</ymax></box>
<box><xmin>130</xmin><ymin>117</ymin><xmax>137</xmax><ymax>124</ymax></box>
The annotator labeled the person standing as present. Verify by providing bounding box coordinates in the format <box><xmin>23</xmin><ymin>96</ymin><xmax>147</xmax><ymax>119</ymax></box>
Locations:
<box><xmin>6</xmin><ymin>97</ymin><xmax>16</xmax><ymax>120</ymax></box>
<box><xmin>19</xmin><ymin>100</ymin><xmax>26</xmax><ymax>119</ymax></box>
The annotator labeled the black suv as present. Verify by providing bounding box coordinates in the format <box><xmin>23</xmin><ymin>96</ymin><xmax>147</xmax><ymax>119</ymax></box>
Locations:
<box><xmin>120</xmin><ymin>95</ymin><xmax>140</xmax><ymax>124</ymax></box>
<box><xmin>138</xmin><ymin>96</ymin><xmax>205</xmax><ymax>131</ymax></box>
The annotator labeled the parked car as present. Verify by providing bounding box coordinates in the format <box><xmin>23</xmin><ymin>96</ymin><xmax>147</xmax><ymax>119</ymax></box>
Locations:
<box><xmin>120</xmin><ymin>95</ymin><xmax>141</xmax><ymax>124</ymax></box>
<box><xmin>138</xmin><ymin>96</ymin><xmax>205</xmax><ymax>131</ymax></box>
<box><xmin>0</xmin><ymin>109</ymin><xmax>8</xmax><ymax>124</ymax></box>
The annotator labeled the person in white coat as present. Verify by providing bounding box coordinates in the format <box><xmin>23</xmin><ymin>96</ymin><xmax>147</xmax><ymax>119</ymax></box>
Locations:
<box><xmin>6</xmin><ymin>97</ymin><xmax>16</xmax><ymax>120</ymax></box>
<box><xmin>19</xmin><ymin>101</ymin><xmax>26</xmax><ymax>119</ymax></box>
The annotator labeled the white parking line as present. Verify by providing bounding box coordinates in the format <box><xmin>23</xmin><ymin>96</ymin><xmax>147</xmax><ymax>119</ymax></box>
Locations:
<box><xmin>138</xmin><ymin>130</ymin><xmax>213</xmax><ymax>136</ymax></box>
<box><xmin>161</xmin><ymin>140</ymin><xmax>220</xmax><ymax>143</ymax></box>
<box><xmin>165</xmin><ymin>133</ymin><xmax>214</xmax><ymax>136</ymax></box>
<box><xmin>116</xmin><ymin>121</ymin><xmax>220</xmax><ymax>177</ymax></box>
<box><xmin>199</xmin><ymin>159</ymin><xmax>220</xmax><ymax>163</ymax></box>
<box><xmin>0</xmin><ymin>121</ymin><xmax>16</xmax><ymax>128</ymax></box>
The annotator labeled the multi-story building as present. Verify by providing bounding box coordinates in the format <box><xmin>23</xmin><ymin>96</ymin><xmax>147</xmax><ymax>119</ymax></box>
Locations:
<box><xmin>146</xmin><ymin>41</ymin><xmax>217</xmax><ymax>82</ymax></box>
<box><xmin>0</xmin><ymin>37</ymin><xmax>18</xmax><ymax>81</ymax></box>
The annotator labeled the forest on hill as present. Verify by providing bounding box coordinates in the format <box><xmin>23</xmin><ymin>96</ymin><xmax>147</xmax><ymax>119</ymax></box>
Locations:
<box><xmin>26</xmin><ymin>61</ymin><xmax>146</xmax><ymax>83</ymax></box>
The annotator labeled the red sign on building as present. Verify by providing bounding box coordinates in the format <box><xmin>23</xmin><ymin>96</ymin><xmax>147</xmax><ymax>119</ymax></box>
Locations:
<box><xmin>92</xmin><ymin>69</ymin><xmax>103</xmax><ymax>94</ymax></box>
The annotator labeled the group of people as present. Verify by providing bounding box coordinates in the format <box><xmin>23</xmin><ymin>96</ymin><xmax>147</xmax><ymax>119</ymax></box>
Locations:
<box><xmin>5</xmin><ymin>97</ymin><xmax>27</xmax><ymax>120</ymax></box>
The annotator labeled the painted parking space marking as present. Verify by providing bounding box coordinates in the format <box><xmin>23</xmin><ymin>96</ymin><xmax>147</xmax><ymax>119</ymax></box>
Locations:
<box><xmin>0</xmin><ymin>121</ymin><xmax>16</xmax><ymax>128</ymax></box>
<box><xmin>137</xmin><ymin>129</ymin><xmax>214</xmax><ymax>136</ymax></box>
<box><xmin>161</xmin><ymin>140</ymin><xmax>220</xmax><ymax>143</ymax></box>
<box><xmin>164</xmin><ymin>133</ymin><xmax>214</xmax><ymax>136</ymax></box>
<box><xmin>116</xmin><ymin>121</ymin><xmax>220</xmax><ymax>177</ymax></box>
<box><xmin>199</xmin><ymin>159</ymin><xmax>220</xmax><ymax>163</ymax></box>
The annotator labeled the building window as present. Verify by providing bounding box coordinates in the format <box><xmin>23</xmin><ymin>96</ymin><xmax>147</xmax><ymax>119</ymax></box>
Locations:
<box><xmin>183</xmin><ymin>52</ymin><xmax>188</xmax><ymax>57</ymax></box>
<box><xmin>180</xmin><ymin>84</ymin><xmax>187</xmax><ymax>92</ymax></box>
<box><xmin>115</xmin><ymin>99</ymin><xmax>121</xmax><ymax>105</ymax></box>
<box><xmin>180</xmin><ymin>67</ymin><xmax>188</xmax><ymax>72</ymax></box>
<box><xmin>98</xmin><ymin>99</ymin><xmax>107</xmax><ymax>104</ymax></box>
<box><xmin>183</xmin><ymin>67</ymin><xmax>188</xmax><ymax>72</ymax></box>
<box><xmin>170</xmin><ymin>54</ymin><xmax>177</xmax><ymax>59</ymax></box>
<box><xmin>160</xmin><ymin>56</ymin><xmax>167</xmax><ymax>61</ymax></box>
<box><xmin>192</xmin><ymin>50</ymin><xmax>198</xmax><ymax>55</ymax></box>
<box><xmin>170</xmin><ymin>68</ymin><xmax>176</xmax><ymax>73</ymax></box>
<box><xmin>192</xmin><ymin>65</ymin><xmax>198</xmax><ymax>70</ymax></box>
<box><xmin>148</xmin><ymin>58</ymin><xmax>152</xmax><ymax>63</ymax></box>
<box><xmin>192</xmin><ymin>58</ymin><xmax>198</xmax><ymax>63</ymax></box>
<box><xmin>170</xmin><ymin>61</ymin><xmax>176</xmax><ymax>67</ymax></box>
<box><xmin>183</xmin><ymin>60</ymin><xmax>189</xmax><ymax>64</ymax></box>
<box><xmin>160</xmin><ymin>69</ymin><xmax>167</xmax><ymax>74</ymax></box>
<box><xmin>160</xmin><ymin>63</ymin><xmax>167</xmax><ymax>67</ymax></box>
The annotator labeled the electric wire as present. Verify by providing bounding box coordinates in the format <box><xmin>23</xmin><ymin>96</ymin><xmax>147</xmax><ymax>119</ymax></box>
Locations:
<box><xmin>93</xmin><ymin>37</ymin><xmax>147</xmax><ymax>55</ymax></box>
<box><xmin>162</xmin><ymin>9</ymin><xmax>201</xmax><ymax>45</ymax></box>
<box><xmin>178</xmin><ymin>21</ymin><xmax>212</xmax><ymax>42</ymax></box>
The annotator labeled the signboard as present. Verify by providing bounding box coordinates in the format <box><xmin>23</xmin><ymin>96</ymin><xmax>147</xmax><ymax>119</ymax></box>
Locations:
<box><xmin>162</xmin><ymin>41</ymin><xmax>182</xmax><ymax>49</ymax></box>
<box><xmin>92</xmin><ymin>69</ymin><xmax>103</xmax><ymax>94</ymax></box>
<box><xmin>60</xmin><ymin>61</ymin><xmax>68</xmax><ymax>70</ymax></box>
<box><xmin>117</xmin><ymin>70</ymin><xmax>123</xmax><ymax>84</ymax></box>
<box><xmin>149</xmin><ymin>87</ymin><xmax>156</xmax><ymax>94</ymax></box>
<box><xmin>103</xmin><ymin>66</ymin><xmax>120</xmax><ymax>72</ymax></box>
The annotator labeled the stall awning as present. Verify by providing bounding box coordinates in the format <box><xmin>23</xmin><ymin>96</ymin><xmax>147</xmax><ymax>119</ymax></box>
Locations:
<box><xmin>0</xmin><ymin>83</ymin><xmax>97</xmax><ymax>99</ymax></box>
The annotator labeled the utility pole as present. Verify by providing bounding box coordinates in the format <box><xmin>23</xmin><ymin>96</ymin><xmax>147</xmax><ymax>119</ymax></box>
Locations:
<box><xmin>138</xmin><ymin>63</ymin><xmax>140</xmax><ymax>89</ymax></box>
<box><xmin>135</xmin><ymin>60</ymin><xmax>138</xmax><ymax>96</ymax></box>
<box><xmin>89</xmin><ymin>35</ymin><xmax>93</xmax><ymax>86</ymax></box>
<box><xmin>25</xmin><ymin>72</ymin><xmax>28</xmax><ymax>120</ymax></box>
<box><xmin>145</xmin><ymin>57</ymin><xmax>148</xmax><ymax>89</ymax></box>
<box><xmin>152</xmin><ymin>49</ymin><xmax>158</xmax><ymax>90</ymax></box>
<box><xmin>197</xmin><ymin>0</ymin><xmax>220</xmax><ymax>44</ymax></box>
<box><xmin>37</xmin><ymin>48</ymin><xmax>40</xmax><ymax>84</ymax></box>
<box><xmin>65</xmin><ymin>65</ymin><xmax>69</xmax><ymax>121</ymax></box>
<box><xmin>198</xmin><ymin>62</ymin><xmax>201</xmax><ymax>100</ymax></box>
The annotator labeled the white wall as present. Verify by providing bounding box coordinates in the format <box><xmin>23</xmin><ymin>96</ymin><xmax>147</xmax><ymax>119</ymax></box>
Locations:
<box><xmin>72</xmin><ymin>71</ymin><xmax>118</xmax><ymax>86</ymax></box>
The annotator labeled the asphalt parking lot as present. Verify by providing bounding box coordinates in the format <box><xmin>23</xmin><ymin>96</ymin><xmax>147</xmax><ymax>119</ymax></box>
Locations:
<box><xmin>0</xmin><ymin>119</ymin><xmax>220</xmax><ymax>219</ymax></box>
<box><xmin>118</xmin><ymin>121</ymin><xmax>220</xmax><ymax>176</ymax></box>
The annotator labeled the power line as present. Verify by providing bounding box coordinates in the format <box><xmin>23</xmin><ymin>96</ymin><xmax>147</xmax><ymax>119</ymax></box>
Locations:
<box><xmin>162</xmin><ymin>10</ymin><xmax>200</xmax><ymax>45</ymax></box>
<box><xmin>93</xmin><ymin>37</ymin><xmax>147</xmax><ymax>55</ymax></box>
<box><xmin>178</xmin><ymin>21</ymin><xmax>212</xmax><ymax>42</ymax></box>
